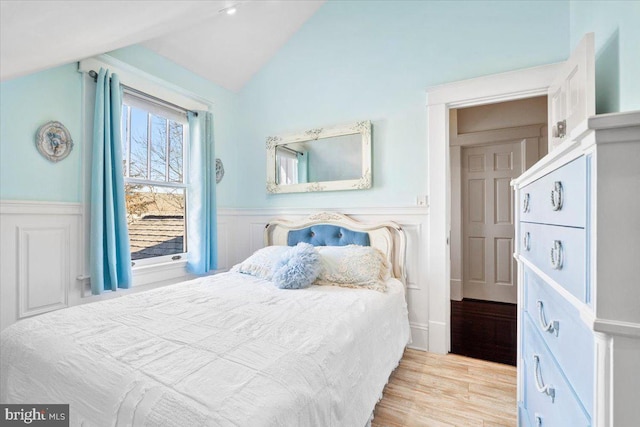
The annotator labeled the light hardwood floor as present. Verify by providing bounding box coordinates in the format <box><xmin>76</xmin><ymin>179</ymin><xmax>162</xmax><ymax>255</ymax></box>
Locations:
<box><xmin>372</xmin><ymin>349</ymin><xmax>517</xmax><ymax>427</ymax></box>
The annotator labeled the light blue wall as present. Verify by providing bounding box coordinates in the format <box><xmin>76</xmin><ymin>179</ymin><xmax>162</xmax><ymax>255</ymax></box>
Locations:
<box><xmin>6</xmin><ymin>1</ymin><xmax>635</xmax><ymax>210</ymax></box>
<box><xmin>236</xmin><ymin>0</ymin><xmax>570</xmax><ymax>208</ymax></box>
<box><xmin>0</xmin><ymin>46</ymin><xmax>239</xmax><ymax>206</ymax></box>
<box><xmin>0</xmin><ymin>63</ymin><xmax>83</xmax><ymax>201</ymax></box>
<box><xmin>570</xmin><ymin>0</ymin><xmax>640</xmax><ymax>114</ymax></box>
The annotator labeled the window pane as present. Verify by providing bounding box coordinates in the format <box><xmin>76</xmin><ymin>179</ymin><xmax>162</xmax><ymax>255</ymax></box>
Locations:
<box><xmin>169</xmin><ymin>122</ymin><xmax>184</xmax><ymax>183</ymax></box>
<box><xmin>125</xmin><ymin>184</ymin><xmax>186</xmax><ymax>260</ymax></box>
<box><xmin>150</xmin><ymin>115</ymin><xmax>167</xmax><ymax>181</ymax></box>
<box><xmin>129</xmin><ymin>107</ymin><xmax>148</xmax><ymax>179</ymax></box>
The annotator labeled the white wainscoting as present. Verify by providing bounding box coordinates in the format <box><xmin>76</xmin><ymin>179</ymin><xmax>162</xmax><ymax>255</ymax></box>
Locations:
<box><xmin>1</xmin><ymin>202</ymin><xmax>431</xmax><ymax>351</ymax></box>
<box><xmin>1</xmin><ymin>200</ymin><xmax>194</xmax><ymax>331</ymax></box>
<box><xmin>216</xmin><ymin>207</ymin><xmax>430</xmax><ymax>350</ymax></box>
<box><xmin>0</xmin><ymin>201</ymin><xmax>82</xmax><ymax>331</ymax></box>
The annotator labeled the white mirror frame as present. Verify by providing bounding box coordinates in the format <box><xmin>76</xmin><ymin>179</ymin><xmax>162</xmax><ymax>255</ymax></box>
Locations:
<box><xmin>266</xmin><ymin>121</ymin><xmax>372</xmax><ymax>194</ymax></box>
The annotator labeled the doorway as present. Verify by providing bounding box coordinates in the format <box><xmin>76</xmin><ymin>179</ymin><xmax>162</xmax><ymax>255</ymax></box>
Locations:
<box><xmin>426</xmin><ymin>34</ymin><xmax>593</xmax><ymax>357</ymax></box>
<box><xmin>449</xmin><ymin>97</ymin><xmax>547</xmax><ymax>365</ymax></box>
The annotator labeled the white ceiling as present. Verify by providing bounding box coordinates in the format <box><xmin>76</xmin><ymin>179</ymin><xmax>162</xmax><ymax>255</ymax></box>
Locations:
<box><xmin>0</xmin><ymin>0</ymin><xmax>325</xmax><ymax>91</ymax></box>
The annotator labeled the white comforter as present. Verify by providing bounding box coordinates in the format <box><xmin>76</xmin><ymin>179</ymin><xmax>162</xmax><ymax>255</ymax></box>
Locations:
<box><xmin>1</xmin><ymin>273</ymin><xmax>410</xmax><ymax>427</ymax></box>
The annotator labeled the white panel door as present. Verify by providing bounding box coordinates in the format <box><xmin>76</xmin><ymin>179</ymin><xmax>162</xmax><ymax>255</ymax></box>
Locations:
<box><xmin>462</xmin><ymin>142</ymin><xmax>522</xmax><ymax>303</ymax></box>
<box><xmin>548</xmin><ymin>32</ymin><xmax>595</xmax><ymax>149</ymax></box>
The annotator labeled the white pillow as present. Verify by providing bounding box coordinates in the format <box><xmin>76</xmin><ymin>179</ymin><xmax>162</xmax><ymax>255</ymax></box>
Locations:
<box><xmin>315</xmin><ymin>245</ymin><xmax>391</xmax><ymax>292</ymax></box>
<box><xmin>230</xmin><ymin>246</ymin><xmax>291</xmax><ymax>280</ymax></box>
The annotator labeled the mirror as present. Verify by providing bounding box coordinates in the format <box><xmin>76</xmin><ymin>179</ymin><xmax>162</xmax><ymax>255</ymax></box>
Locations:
<box><xmin>266</xmin><ymin>121</ymin><xmax>372</xmax><ymax>194</ymax></box>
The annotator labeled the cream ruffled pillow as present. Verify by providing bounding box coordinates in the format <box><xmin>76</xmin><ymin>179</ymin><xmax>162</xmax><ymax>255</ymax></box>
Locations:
<box><xmin>314</xmin><ymin>245</ymin><xmax>390</xmax><ymax>292</ymax></box>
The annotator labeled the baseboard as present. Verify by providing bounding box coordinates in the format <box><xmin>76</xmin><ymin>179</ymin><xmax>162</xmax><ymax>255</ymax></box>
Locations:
<box><xmin>408</xmin><ymin>322</ymin><xmax>429</xmax><ymax>351</ymax></box>
<box><xmin>428</xmin><ymin>320</ymin><xmax>448</xmax><ymax>354</ymax></box>
<box><xmin>450</xmin><ymin>279</ymin><xmax>463</xmax><ymax>301</ymax></box>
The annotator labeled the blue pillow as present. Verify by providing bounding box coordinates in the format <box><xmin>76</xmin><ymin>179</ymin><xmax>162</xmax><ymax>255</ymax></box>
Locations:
<box><xmin>271</xmin><ymin>243</ymin><xmax>322</xmax><ymax>289</ymax></box>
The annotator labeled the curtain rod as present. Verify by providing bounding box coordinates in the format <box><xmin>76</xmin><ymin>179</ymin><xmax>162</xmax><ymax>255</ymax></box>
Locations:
<box><xmin>278</xmin><ymin>145</ymin><xmax>304</xmax><ymax>156</ymax></box>
<box><xmin>88</xmin><ymin>70</ymin><xmax>198</xmax><ymax>117</ymax></box>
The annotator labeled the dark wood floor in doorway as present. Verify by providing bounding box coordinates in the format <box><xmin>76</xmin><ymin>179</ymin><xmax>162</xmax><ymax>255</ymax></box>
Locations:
<box><xmin>451</xmin><ymin>299</ymin><xmax>517</xmax><ymax>366</ymax></box>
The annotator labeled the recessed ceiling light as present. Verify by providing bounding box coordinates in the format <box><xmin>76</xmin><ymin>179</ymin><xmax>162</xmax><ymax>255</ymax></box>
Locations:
<box><xmin>220</xmin><ymin>4</ymin><xmax>238</xmax><ymax>15</ymax></box>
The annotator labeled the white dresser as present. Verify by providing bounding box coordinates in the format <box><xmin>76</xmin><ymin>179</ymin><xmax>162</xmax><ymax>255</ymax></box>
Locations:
<box><xmin>513</xmin><ymin>111</ymin><xmax>640</xmax><ymax>427</ymax></box>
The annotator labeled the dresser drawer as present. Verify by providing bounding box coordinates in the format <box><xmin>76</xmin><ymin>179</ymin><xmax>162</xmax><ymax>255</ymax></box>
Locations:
<box><xmin>520</xmin><ymin>156</ymin><xmax>587</xmax><ymax>228</ymax></box>
<box><xmin>522</xmin><ymin>317</ymin><xmax>591</xmax><ymax>426</ymax></box>
<box><xmin>520</xmin><ymin>222</ymin><xmax>587</xmax><ymax>302</ymax></box>
<box><xmin>523</xmin><ymin>267</ymin><xmax>593</xmax><ymax>410</ymax></box>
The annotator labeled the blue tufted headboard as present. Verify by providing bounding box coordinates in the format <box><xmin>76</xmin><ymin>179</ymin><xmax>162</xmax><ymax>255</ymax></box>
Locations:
<box><xmin>287</xmin><ymin>225</ymin><xmax>370</xmax><ymax>247</ymax></box>
<box><xmin>264</xmin><ymin>212</ymin><xmax>406</xmax><ymax>284</ymax></box>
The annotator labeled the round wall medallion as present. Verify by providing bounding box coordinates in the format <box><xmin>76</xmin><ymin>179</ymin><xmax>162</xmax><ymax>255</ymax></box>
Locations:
<box><xmin>35</xmin><ymin>121</ymin><xmax>73</xmax><ymax>162</ymax></box>
<box><xmin>215</xmin><ymin>158</ymin><xmax>225</xmax><ymax>183</ymax></box>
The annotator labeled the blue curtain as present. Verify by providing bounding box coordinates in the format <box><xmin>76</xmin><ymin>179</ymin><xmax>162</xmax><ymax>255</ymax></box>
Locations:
<box><xmin>90</xmin><ymin>68</ymin><xmax>132</xmax><ymax>295</ymax></box>
<box><xmin>187</xmin><ymin>111</ymin><xmax>218</xmax><ymax>274</ymax></box>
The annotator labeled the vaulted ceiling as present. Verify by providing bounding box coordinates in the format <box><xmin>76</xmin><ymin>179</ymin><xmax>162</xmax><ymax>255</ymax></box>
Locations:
<box><xmin>0</xmin><ymin>0</ymin><xmax>325</xmax><ymax>91</ymax></box>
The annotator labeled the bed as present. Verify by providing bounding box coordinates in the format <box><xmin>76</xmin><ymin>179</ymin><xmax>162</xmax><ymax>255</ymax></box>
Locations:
<box><xmin>0</xmin><ymin>212</ymin><xmax>411</xmax><ymax>426</ymax></box>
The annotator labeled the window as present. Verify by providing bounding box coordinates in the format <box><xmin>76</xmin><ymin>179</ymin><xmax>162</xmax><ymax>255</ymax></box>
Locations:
<box><xmin>121</xmin><ymin>91</ymin><xmax>189</xmax><ymax>264</ymax></box>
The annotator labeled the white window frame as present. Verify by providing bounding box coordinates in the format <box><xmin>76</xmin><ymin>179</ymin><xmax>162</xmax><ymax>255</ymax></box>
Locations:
<box><xmin>79</xmin><ymin>55</ymin><xmax>211</xmax><ymax>294</ymax></box>
<box><xmin>121</xmin><ymin>92</ymin><xmax>190</xmax><ymax>268</ymax></box>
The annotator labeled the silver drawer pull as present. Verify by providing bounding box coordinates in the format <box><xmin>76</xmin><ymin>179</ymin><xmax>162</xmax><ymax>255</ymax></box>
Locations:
<box><xmin>523</xmin><ymin>232</ymin><xmax>531</xmax><ymax>251</ymax></box>
<box><xmin>536</xmin><ymin>300</ymin><xmax>559</xmax><ymax>336</ymax></box>
<box><xmin>550</xmin><ymin>181</ymin><xmax>563</xmax><ymax>211</ymax></box>
<box><xmin>523</xmin><ymin>193</ymin><xmax>531</xmax><ymax>213</ymax></box>
<box><xmin>535</xmin><ymin>413</ymin><xmax>543</xmax><ymax>427</ymax></box>
<box><xmin>550</xmin><ymin>240</ymin><xmax>563</xmax><ymax>270</ymax></box>
<box><xmin>533</xmin><ymin>354</ymin><xmax>556</xmax><ymax>402</ymax></box>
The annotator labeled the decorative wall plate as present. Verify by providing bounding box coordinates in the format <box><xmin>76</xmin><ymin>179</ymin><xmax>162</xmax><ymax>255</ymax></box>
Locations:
<box><xmin>215</xmin><ymin>158</ymin><xmax>224</xmax><ymax>183</ymax></box>
<box><xmin>35</xmin><ymin>121</ymin><xmax>73</xmax><ymax>162</ymax></box>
